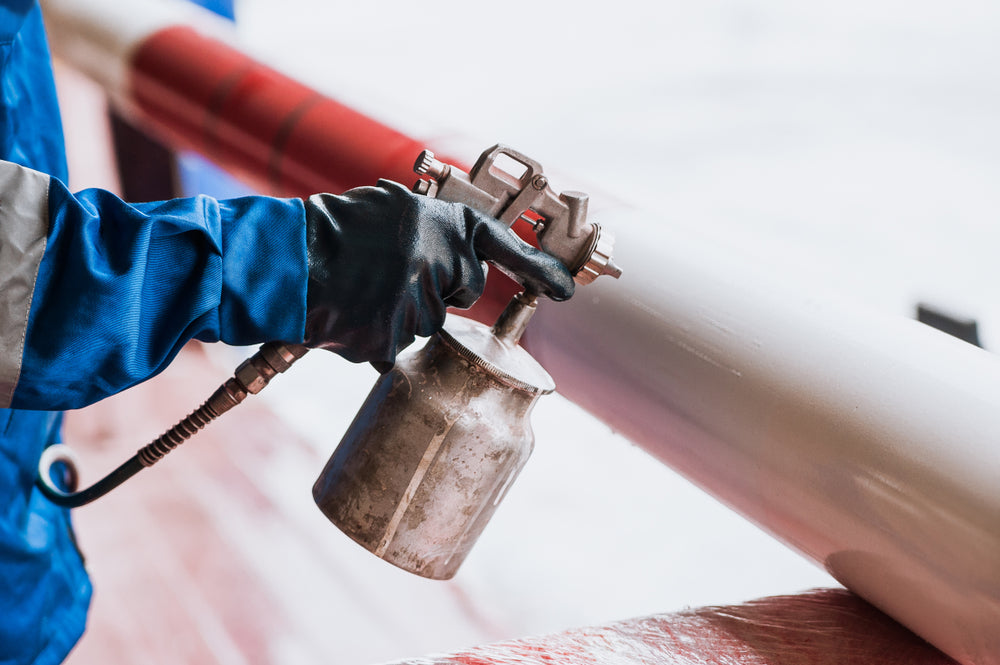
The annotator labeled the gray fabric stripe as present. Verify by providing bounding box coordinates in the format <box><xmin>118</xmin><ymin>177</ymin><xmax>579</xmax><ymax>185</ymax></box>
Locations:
<box><xmin>0</xmin><ymin>161</ymin><xmax>50</xmax><ymax>408</ymax></box>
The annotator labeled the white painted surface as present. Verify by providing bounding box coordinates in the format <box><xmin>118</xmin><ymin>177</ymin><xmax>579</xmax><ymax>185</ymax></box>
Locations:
<box><xmin>524</xmin><ymin>206</ymin><xmax>1000</xmax><ymax>664</ymax></box>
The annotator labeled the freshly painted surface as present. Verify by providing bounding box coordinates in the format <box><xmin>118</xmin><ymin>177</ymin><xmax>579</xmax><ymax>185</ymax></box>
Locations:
<box><xmin>523</xmin><ymin>206</ymin><xmax>1000</xmax><ymax>664</ymax></box>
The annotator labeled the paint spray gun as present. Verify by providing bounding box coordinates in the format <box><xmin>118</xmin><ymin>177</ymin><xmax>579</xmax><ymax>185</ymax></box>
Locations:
<box><xmin>312</xmin><ymin>145</ymin><xmax>622</xmax><ymax>578</ymax></box>
<box><xmin>37</xmin><ymin>144</ymin><xmax>622</xmax><ymax>579</ymax></box>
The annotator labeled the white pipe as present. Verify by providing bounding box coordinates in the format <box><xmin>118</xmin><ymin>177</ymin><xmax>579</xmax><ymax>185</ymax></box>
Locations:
<box><xmin>525</xmin><ymin>205</ymin><xmax>1000</xmax><ymax>665</ymax></box>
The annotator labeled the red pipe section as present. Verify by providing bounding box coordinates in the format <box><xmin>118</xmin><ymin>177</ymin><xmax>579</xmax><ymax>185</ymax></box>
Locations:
<box><xmin>129</xmin><ymin>25</ymin><xmax>521</xmax><ymax>321</ymax></box>
<box><xmin>131</xmin><ymin>26</ymin><xmax>427</xmax><ymax>196</ymax></box>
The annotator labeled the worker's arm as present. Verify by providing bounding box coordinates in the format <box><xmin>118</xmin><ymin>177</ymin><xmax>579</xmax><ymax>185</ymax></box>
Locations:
<box><xmin>0</xmin><ymin>162</ymin><xmax>572</xmax><ymax>411</ymax></box>
<box><xmin>1</xmin><ymin>160</ymin><xmax>306</xmax><ymax>410</ymax></box>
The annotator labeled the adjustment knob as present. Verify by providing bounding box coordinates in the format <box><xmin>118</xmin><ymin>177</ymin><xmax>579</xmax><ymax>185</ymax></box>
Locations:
<box><xmin>413</xmin><ymin>150</ymin><xmax>448</xmax><ymax>180</ymax></box>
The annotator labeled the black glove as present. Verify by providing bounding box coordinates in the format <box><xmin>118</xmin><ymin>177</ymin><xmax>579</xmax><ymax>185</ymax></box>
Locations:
<box><xmin>303</xmin><ymin>179</ymin><xmax>574</xmax><ymax>368</ymax></box>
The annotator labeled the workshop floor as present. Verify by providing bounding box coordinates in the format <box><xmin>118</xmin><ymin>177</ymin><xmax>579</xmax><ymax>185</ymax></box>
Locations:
<box><xmin>62</xmin><ymin>343</ymin><xmax>330</xmax><ymax>665</ymax></box>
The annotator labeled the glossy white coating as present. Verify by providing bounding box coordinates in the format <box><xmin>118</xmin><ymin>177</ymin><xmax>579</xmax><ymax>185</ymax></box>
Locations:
<box><xmin>525</xmin><ymin>205</ymin><xmax>1000</xmax><ymax>665</ymax></box>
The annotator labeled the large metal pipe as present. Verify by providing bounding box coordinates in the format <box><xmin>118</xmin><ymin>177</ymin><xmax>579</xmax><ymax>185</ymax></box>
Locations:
<box><xmin>41</xmin><ymin>2</ymin><xmax>1000</xmax><ymax>663</ymax></box>
<box><xmin>525</xmin><ymin>205</ymin><xmax>1000</xmax><ymax>664</ymax></box>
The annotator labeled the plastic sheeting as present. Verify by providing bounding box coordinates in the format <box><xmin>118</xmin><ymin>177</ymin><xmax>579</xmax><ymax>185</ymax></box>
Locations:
<box><xmin>395</xmin><ymin>589</ymin><xmax>955</xmax><ymax>665</ymax></box>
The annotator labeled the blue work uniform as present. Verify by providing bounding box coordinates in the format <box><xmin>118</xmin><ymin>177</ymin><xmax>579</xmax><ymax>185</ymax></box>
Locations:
<box><xmin>0</xmin><ymin>3</ymin><xmax>308</xmax><ymax>663</ymax></box>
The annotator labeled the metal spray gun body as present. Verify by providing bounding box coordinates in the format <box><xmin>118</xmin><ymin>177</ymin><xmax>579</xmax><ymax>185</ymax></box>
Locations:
<box><xmin>312</xmin><ymin>146</ymin><xmax>621</xmax><ymax>579</ymax></box>
<box><xmin>37</xmin><ymin>144</ymin><xmax>621</xmax><ymax>580</ymax></box>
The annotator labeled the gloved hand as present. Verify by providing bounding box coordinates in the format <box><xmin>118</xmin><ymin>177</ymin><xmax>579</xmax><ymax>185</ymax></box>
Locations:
<box><xmin>303</xmin><ymin>179</ymin><xmax>575</xmax><ymax>369</ymax></box>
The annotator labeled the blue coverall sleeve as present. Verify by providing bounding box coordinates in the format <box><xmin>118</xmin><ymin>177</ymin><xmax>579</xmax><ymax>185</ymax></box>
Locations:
<box><xmin>9</xmin><ymin>175</ymin><xmax>308</xmax><ymax>410</ymax></box>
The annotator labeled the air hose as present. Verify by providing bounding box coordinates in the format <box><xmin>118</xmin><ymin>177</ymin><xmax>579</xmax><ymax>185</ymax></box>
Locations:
<box><xmin>36</xmin><ymin>341</ymin><xmax>309</xmax><ymax>508</ymax></box>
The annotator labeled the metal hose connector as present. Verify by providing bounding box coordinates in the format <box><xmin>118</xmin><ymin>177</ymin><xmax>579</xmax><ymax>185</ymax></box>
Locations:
<box><xmin>36</xmin><ymin>342</ymin><xmax>309</xmax><ymax>508</ymax></box>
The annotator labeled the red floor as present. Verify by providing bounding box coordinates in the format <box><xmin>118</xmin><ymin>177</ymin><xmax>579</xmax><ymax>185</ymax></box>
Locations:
<box><xmin>62</xmin><ymin>343</ymin><xmax>325</xmax><ymax>665</ymax></box>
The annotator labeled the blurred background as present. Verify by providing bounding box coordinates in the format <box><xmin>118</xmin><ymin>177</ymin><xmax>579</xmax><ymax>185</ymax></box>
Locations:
<box><xmin>52</xmin><ymin>1</ymin><xmax>1000</xmax><ymax>663</ymax></box>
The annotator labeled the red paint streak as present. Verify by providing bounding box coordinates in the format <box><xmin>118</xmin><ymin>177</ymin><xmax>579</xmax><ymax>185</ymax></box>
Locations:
<box><xmin>129</xmin><ymin>25</ymin><xmax>522</xmax><ymax>321</ymax></box>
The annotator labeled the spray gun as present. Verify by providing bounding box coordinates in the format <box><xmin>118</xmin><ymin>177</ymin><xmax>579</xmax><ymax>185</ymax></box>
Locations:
<box><xmin>312</xmin><ymin>145</ymin><xmax>621</xmax><ymax>578</ymax></box>
<box><xmin>36</xmin><ymin>144</ymin><xmax>621</xmax><ymax>579</ymax></box>
<box><xmin>410</xmin><ymin>145</ymin><xmax>620</xmax><ymax>285</ymax></box>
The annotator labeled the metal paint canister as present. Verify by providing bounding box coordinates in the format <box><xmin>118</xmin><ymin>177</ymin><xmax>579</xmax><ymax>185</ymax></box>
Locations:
<box><xmin>312</xmin><ymin>314</ymin><xmax>554</xmax><ymax>580</ymax></box>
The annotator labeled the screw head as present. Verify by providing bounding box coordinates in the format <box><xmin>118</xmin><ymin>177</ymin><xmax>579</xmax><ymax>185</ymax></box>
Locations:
<box><xmin>531</xmin><ymin>174</ymin><xmax>548</xmax><ymax>190</ymax></box>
